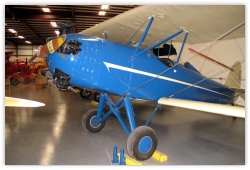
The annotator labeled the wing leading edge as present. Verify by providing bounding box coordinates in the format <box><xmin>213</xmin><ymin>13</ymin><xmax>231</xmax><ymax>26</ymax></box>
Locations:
<box><xmin>158</xmin><ymin>98</ymin><xmax>245</xmax><ymax>118</ymax></box>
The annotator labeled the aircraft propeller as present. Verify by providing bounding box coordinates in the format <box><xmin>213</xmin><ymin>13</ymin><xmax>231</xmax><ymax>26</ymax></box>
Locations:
<box><xmin>29</xmin><ymin>34</ymin><xmax>66</xmax><ymax>62</ymax></box>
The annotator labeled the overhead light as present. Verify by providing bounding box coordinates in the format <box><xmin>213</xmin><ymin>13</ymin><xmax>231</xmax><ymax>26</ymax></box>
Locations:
<box><xmin>42</xmin><ymin>8</ymin><xmax>50</xmax><ymax>12</ymax></box>
<box><xmin>50</xmin><ymin>22</ymin><xmax>57</xmax><ymax>27</ymax></box>
<box><xmin>99</xmin><ymin>11</ymin><xmax>106</xmax><ymax>15</ymax></box>
<box><xmin>55</xmin><ymin>30</ymin><xmax>60</xmax><ymax>35</ymax></box>
<box><xmin>101</xmin><ymin>5</ymin><xmax>109</xmax><ymax>10</ymax></box>
<box><xmin>25</xmin><ymin>41</ymin><xmax>31</xmax><ymax>44</ymax></box>
<box><xmin>18</xmin><ymin>35</ymin><xmax>24</xmax><ymax>39</ymax></box>
<box><xmin>8</xmin><ymin>29</ymin><xmax>17</xmax><ymax>33</ymax></box>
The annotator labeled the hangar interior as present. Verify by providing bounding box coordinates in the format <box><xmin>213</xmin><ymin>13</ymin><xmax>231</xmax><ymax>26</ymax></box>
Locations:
<box><xmin>5</xmin><ymin>5</ymin><xmax>245</xmax><ymax>165</ymax></box>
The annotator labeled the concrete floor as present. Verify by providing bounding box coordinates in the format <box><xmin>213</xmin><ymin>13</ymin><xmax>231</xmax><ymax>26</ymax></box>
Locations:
<box><xmin>5</xmin><ymin>81</ymin><xmax>245</xmax><ymax>165</ymax></box>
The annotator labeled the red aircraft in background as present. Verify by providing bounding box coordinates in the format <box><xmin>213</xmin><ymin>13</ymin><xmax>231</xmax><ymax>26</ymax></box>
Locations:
<box><xmin>5</xmin><ymin>51</ymin><xmax>38</xmax><ymax>86</ymax></box>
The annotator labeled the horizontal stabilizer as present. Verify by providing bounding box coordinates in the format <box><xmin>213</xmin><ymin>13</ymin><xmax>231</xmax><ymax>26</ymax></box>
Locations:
<box><xmin>230</xmin><ymin>87</ymin><xmax>245</xmax><ymax>93</ymax></box>
<box><xmin>158</xmin><ymin>98</ymin><xmax>245</xmax><ymax>118</ymax></box>
<box><xmin>230</xmin><ymin>88</ymin><xmax>245</xmax><ymax>100</ymax></box>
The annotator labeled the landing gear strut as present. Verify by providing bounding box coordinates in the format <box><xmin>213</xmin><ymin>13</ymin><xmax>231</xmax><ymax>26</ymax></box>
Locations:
<box><xmin>82</xmin><ymin>93</ymin><xmax>159</xmax><ymax>161</ymax></box>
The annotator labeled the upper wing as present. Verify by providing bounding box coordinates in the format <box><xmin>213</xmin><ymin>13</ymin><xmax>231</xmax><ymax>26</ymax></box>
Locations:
<box><xmin>158</xmin><ymin>97</ymin><xmax>245</xmax><ymax>118</ymax></box>
<box><xmin>79</xmin><ymin>5</ymin><xmax>244</xmax><ymax>45</ymax></box>
<box><xmin>5</xmin><ymin>97</ymin><xmax>45</xmax><ymax>107</ymax></box>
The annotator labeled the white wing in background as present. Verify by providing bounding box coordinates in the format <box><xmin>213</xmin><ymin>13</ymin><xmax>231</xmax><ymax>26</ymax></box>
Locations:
<box><xmin>158</xmin><ymin>98</ymin><xmax>245</xmax><ymax>118</ymax></box>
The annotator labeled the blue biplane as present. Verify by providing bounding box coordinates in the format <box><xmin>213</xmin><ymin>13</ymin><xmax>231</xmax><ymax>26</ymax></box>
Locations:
<box><xmin>29</xmin><ymin>8</ymin><xmax>245</xmax><ymax>161</ymax></box>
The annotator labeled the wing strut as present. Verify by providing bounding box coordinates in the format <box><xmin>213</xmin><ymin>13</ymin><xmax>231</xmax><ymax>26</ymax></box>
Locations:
<box><xmin>133</xmin><ymin>16</ymin><xmax>154</xmax><ymax>56</ymax></box>
<box><xmin>134</xmin><ymin>30</ymin><xmax>183</xmax><ymax>57</ymax></box>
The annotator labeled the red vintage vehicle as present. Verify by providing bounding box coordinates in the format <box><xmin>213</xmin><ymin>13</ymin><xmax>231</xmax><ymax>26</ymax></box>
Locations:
<box><xmin>5</xmin><ymin>51</ymin><xmax>38</xmax><ymax>86</ymax></box>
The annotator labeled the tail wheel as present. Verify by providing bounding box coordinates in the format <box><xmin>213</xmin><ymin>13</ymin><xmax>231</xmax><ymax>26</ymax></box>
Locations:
<box><xmin>127</xmin><ymin>126</ymin><xmax>157</xmax><ymax>161</ymax></box>
<box><xmin>10</xmin><ymin>77</ymin><xmax>19</xmax><ymax>86</ymax></box>
<box><xmin>80</xmin><ymin>89</ymin><xmax>91</xmax><ymax>98</ymax></box>
<box><xmin>82</xmin><ymin>109</ymin><xmax>105</xmax><ymax>133</ymax></box>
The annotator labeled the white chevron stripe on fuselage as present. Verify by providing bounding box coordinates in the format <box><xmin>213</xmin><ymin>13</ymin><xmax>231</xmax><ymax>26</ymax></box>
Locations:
<box><xmin>103</xmin><ymin>62</ymin><xmax>230</xmax><ymax>97</ymax></box>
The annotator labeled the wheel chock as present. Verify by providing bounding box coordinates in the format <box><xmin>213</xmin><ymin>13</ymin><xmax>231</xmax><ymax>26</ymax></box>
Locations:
<box><xmin>91</xmin><ymin>101</ymin><xmax>99</xmax><ymax>106</ymax></box>
<box><xmin>117</xmin><ymin>153</ymin><xmax>142</xmax><ymax>165</ymax></box>
<box><xmin>113</xmin><ymin>145</ymin><xmax>167</xmax><ymax>165</ymax></box>
<box><xmin>152</xmin><ymin>150</ymin><xmax>168</xmax><ymax>162</ymax></box>
<box><xmin>91</xmin><ymin>101</ymin><xmax>107</xmax><ymax>107</ymax></box>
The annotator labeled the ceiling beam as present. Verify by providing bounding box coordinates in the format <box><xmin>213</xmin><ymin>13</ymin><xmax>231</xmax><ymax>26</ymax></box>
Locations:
<box><xmin>71</xmin><ymin>6</ymin><xmax>76</xmax><ymax>33</ymax></box>
<box><xmin>21</xmin><ymin>21</ymin><xmax>45</xmax><ymax>44</ymax></box>
<box><xmin>6</xmin><ymin>12</ymin><xmax>116</xmax><ymax>20</ymax></box>
<box><xmin>16</xmin><ymin>14</ymin><xmax>72</xmax><ymax>20</ymax></box>
<box><xmin>5</xmin><ymin>6</ymin><xmax>45</xmax><ymax>45</ymax></box>
<box><xmin>5</xmin><ymin>39</ymin><xmax>17</xmax><ymax>47</ymax></box>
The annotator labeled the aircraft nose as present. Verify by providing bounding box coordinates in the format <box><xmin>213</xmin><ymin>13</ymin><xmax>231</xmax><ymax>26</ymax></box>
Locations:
<box><xmin>57</xmin><ymin>40</ymin><xmax>82</xmax><ymax>55</ymax></box>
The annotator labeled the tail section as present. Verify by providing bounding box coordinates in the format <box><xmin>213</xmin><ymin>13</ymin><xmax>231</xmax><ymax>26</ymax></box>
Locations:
<box><xmin>224</xmin><ymin>61</ymin><xmax>245</xmax><ymax>102</ymax></box>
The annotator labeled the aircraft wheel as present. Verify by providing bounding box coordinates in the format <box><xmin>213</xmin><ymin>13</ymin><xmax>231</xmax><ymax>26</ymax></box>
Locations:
<box><xmin>82</xmin><ymin>109</ymin><xmax>105</xmax><ymax>133</ymax></box>
<box><xmin>10</xmin><ymin>77</ymin><xmax>19</xmax><ymax>86</ymax></box>
<box><xmin>127</xmin><ymin>126</ymin><xmax>157</xmax><ymax>161</ymax></box>
<box><xmin>80</xmin><ymin>89</ymin><xmax>91</xmax><ymax>98</ymax></box>
<box><xmin>94</xmin><ymin>92</ymin><xmax>100</xmax><ymax>102</ymax></box>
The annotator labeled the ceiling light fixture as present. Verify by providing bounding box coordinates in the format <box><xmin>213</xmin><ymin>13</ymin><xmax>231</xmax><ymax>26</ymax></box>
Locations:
<box><xmin>55</xmin><ymin>30</ymin><xmax>60</xmax><ymax>35</ymax></box>
<box><xmin>101</xmin><ymin>5</ymin><xmax>109</xmax><ymax>10</ymax></box>
<box><xmin>25</xmin><ymin>41</ymin><xmax>31</xmax><ymax>44</ymax></box>
<box><xmin>18</xmin><ymin>35</ymin><xmax>24</xmax><ymax>39</ymax></box>
<box><xmin>42</xmin><ymin>8</ymin><xmax>50</xmax><ymax>12</ymax></box>
<box><xmin>50</xmin><ymin>22</ymin><xmax>57</xmax><ymax>27</ymax></box>
<box><xmin>99</xmin><ymin>11</ymin><xmax>106</xmax><ymax>16</ymax></box>
<box><xmin>8</xmin><ymin>29</ymin><xmax>17</xmax><ymax>33</ymax></box>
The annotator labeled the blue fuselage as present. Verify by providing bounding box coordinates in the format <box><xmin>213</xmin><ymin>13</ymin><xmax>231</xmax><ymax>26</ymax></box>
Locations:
<box><xmin>47</xmin><ymin>34</ymin><xmax>234</xmax><ymax>104</ymax></box>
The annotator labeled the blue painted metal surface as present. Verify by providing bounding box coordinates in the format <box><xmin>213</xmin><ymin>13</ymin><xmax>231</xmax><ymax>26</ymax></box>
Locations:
<box><xmin>145</xmin><ymin>104</ymin><xmax>161</xmax><ymax>126</ymax></box>
<box><xmin>124</xmin><ymin>97</ymin><xmax>137</xmax><ymax>131</ymax></box>
<box><xmin>138</xmin><ymin>136</ymin><xmax>153</xmax><ymax>154</ymax></box>
<box><xmin>103</xmin><ymin>32</ymin><xmax>108</xmax><ymax>40</ymax></box>
<box><xmin>133</xmin><ymin>16</ymin><xmax>154</xmax><ymax>56</ymax></box>
<box><xmin>119</xmin><ymin>149</ymin><xmax>126</xmax><ymax>165</ymax></box>
<box><xmin>176</xmin><ymin>31</ymin><xmax>188</xmax><ymax>64</ymax></box>
<box><xmin>168</xmin><ymin>39</ymin><xmax>173</xmax><ymax>59</ymax></box>
<box><xmin>135</xmin><ymin>30</ymin><xmax>184</xmax><ymax>57</ymax></box>
<box><xmin>47</xmin><ymin>31</ymin><xmax>234</xmax><ymax>105</ymax></box>
<box><xmin>111</xmin><ymin>145</ymin><xmax>119</xmax><ymax>164</ymax></box>
<box><xmin>90</xmin><ymin>116</ymin><xmax>101</xmax><ymax>128</ymax></box>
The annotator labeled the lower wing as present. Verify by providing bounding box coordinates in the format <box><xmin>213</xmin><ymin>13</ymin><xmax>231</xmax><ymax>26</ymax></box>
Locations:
<box><xmin>158</xmin><ymin>98</ymin><xmax>245</xmax><ymax>118</ymax></box>
<box><xmin>5</xmin><ymin>97</ymin><xmax>45</xmax><ymax>107</ymax></box>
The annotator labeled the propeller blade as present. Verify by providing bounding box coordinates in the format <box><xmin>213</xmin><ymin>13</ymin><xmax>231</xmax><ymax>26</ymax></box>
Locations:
<box><xmin>29</xmin><ymin>53</ymin><xmax>38</xmax><ymax>62</ymax></box>
<box><xmin>29</xmin><ymin>34</ymin><xmax>66</xmax><ymax>62</ymax></box>
<box><xmin>38</xmin><ymin>34</ymin><xmax>67</xmax><ymax>58</ymax></box>
<box><xmin>5</xmin><ymin>97</ymin><xmax>45</xmax><ymax>107</ymax></box>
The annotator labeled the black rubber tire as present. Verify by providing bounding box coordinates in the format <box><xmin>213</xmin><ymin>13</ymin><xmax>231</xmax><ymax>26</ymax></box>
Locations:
<box><xmin>82</xmin><ymin>109</ymin><xmax>105</xmax><ymax>133</ymax></box>
<box><xmin>10</xmin><ymin>77</ymin><xmax>19</xmax><ymax>86</ymax></box>
<box><xmin>127</xmin><ymin>126</ymin><xmax>158</xmax><ymax>161</ymax></box>
<box><xmin>94</xmin><ymin>92</ymin><xmax>100</xmax><ymax>102</ymax></box>
<box><xmin>80</xmin><ymin>89</ymin><xmax>92</xmax><ymax>98</ymax></box>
